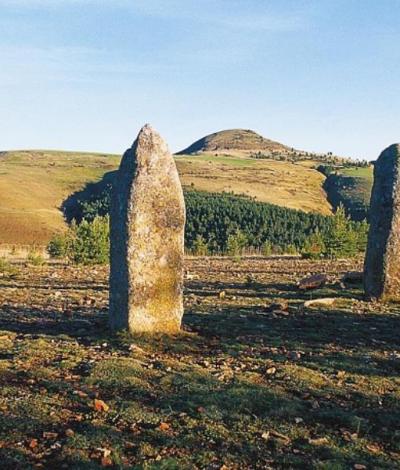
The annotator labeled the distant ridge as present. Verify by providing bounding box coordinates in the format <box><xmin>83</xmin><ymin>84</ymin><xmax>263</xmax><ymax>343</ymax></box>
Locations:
<box><xmin>176</xmin><ymin>129</ymin><xmax>290</xmax><ymax>155</ymax></box>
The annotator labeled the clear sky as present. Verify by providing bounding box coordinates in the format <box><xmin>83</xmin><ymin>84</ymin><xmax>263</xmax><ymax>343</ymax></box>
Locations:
<box><xmin>0</xmin><ymin>0</ymin><xmax>399</xmax><ymax>159</ymax></box>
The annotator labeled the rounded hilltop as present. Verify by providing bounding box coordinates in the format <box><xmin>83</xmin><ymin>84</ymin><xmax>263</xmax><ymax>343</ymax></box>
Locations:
<box><xmin>176</xmin><ymin>128</ymin><xmax>290</xmax><ymax>155</ymax></box>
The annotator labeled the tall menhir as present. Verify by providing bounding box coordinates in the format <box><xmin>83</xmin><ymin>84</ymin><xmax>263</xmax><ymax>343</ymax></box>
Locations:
<box><xmin>364</xmin><ymin>144</ymin><xmax>400</xmax><ymax>301</ymax></box>
<box><xmin>109</xmin><ymin>125</ymin><xmax>186</xmax><ymax>333</ymax></box>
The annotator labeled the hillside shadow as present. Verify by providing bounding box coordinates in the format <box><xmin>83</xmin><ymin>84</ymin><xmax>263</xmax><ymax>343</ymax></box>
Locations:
<box><xmin>62</xmin><ymin>170</ymin><xmax>116</xmax><ymax>223</ymax></box>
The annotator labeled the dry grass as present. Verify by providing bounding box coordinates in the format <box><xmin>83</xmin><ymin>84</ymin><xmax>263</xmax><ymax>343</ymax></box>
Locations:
<box><xmin>0</xmin><ymin>150</ymin><xmax>120</xmax><ymax>244</ymax></box>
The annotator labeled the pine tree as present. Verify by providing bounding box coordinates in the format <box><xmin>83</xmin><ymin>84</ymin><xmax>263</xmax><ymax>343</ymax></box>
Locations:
<box><xmin>323</xmin><ymin>205</ymin><xmax>357</xmax><ymax>259</ymax></box>
<box><xmin>192</xmin><ymin>235</ymin><xmax>209</xmax><ymax>256</ymax></box>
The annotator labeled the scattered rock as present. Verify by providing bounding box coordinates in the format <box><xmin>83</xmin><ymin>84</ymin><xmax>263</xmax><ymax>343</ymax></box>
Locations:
<box><xmin>304</xmin><ymin>298</ymin><xmax>337</xmax><ymax>308</ymax></box>
<box><xmin>266</xmin><ymin>299</ymin><xmax>288</xmax><ymax>312</ymax></box>
<box><xmin>159</xmin><ymin>422</ymin><xmax>170</xmax><ymax>431</ymax></box>
<box><xmin>94</xmin><ymin>399</ymin><xmax>110</xmax><ymax>412</ymax></box>
<box><xmin>309</xmin><ymin>437</ymin><xmax>329</xmax><ymax>446</ymax></box>
<box><xmin>298</xmin><ymin>273</ymin><xmax>327</xmax><ymax>290</ymax></box>
<box><xmin>342</xmin><ymin>271</ymin><xmax>363</xmax><ymax>284</ymax></box>
<box><xmin>65</xmin><ymin>429</ymin><xmax>75</xmax><ymax>437</ymax></box>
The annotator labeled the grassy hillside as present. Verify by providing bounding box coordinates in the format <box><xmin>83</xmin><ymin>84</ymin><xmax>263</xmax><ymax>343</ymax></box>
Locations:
<box><xmin>176</xmin><ymin>154</ymin><xmax>331</xmax><ymax>214</ymax></box>
<box><xmin>0</xmin><ymin>151</ymin><xmax>120</xmax><ymax>244</ymax></box>
<box><xmin>0</xmin><ymin>148</ymin><xmax>364</xmax><ymax>246</ymax></box>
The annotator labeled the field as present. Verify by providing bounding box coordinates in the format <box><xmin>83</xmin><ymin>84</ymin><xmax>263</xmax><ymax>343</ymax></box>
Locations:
<box><xmin>0</xmin><ymin>257</ymin><xmax>399</xmax><ymax>469</ymax></box>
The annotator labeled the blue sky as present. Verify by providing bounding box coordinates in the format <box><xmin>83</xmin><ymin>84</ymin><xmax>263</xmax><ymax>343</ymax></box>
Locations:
<box><xmin>0</xmin><ymin>0</ymin><xmax>399</xmax><ymax>159</ymax></box>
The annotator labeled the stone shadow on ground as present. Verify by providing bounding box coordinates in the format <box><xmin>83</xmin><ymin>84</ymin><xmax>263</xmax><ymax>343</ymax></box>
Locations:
<box><xmin>0</xmin><ymin>304</ymin><xmax>109</xmax><ymax>341</ymax></box>
<box><xmin>0</xmin><ymin>300</ymin><xmax>398</xmax><ymax>376</ymax></box>
<box><xmin>185</xmin><ymin>279</ymin><xmax>365</xmax><ymax>301</ymax></box>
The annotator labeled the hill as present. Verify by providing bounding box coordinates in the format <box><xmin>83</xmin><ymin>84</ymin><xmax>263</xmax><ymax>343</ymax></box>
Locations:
<box><xmin>0</xmin><ymin>150</ymin><xmax>120</xmax><ymax>245</ymax></box>
<box><xmin>176</xmin><ymin>129</ymin><xmax>291</xmax><ymax>155</ymax></box>
<box><xmin>0</xmin><ymin>149</ymin><xmax>335</xmax><ymax>245</ymax></box>
<box><xmin>0</xmin><ymin>134</ymin><xmax>372</xmax><ymax>246</ymax></box>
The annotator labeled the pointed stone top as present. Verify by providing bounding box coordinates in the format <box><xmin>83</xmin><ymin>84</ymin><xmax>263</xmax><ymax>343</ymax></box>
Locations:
<box><xmin>132</xmin><ymin>124</ymin><xmax>169</xmax><ymax>158</ymax></box>
<box><xmin>379</xmin><ymin>143</ymin><xmax>400</xmax><ymax>160</ymax></box>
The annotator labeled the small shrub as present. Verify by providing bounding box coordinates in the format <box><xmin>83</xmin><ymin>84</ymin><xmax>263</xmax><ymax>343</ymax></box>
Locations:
<box><xmin>0</xmin><ymin>257</ymin><xmax>18</xmax><ymax>276</ymax></box>
<box><xmin>262</xmin><ymin>240</ymin><xmax>272</xmax><ymax>256</ymax></box>
<box><xmin>27</xmin><ymin>252</ymin><xmax>45</xmax><ymax>266</ymax></box>
<box><xmin>69</xmin><ymin>216</ymin><xmax>109</xmax><ymax>265</ymax></box>
<box><xmin>302</xmin><ymin>229</ymin><xmax>325</xmax><ymax>259</ymax></box>
<box><xmin>226</xmin><ymin>229</ymin><xmax>248</xmax><ymax>258</ymax></box>
<box><xmin>47</xmin><ymin>216</ymin><xmax>109</xmax><ymax>265</ymax></box>
<box><xmin>283</xmin><ymin>244</ymin><xmax>298</xmax><ymax>255</ymax></box>
<box><xmin>192</xmin><ymin>235</ymin><xmax>209</xmax><ymax>256</ymax></box>
<box><xmin>323</xmin><ymin>205</ymin><xmax>358</xmax><ymax>259</ymax></box>
<box><xmin>47</xmin><ymin>233</ymin><xmax>70</xmax><ymax>259</ymax></box>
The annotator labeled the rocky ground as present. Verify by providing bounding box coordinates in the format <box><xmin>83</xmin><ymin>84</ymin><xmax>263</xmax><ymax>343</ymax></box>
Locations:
<box><xmin>0</xmin><ymin>257</ymin><xmax>399</xmax><ymax>469</ymax></box>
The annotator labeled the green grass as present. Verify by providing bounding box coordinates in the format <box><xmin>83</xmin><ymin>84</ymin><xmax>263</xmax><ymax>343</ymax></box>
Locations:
<box><xmin>340</xmin><ymin>167</ymin><xmax>373</xmax><ymax>180</ymax></box>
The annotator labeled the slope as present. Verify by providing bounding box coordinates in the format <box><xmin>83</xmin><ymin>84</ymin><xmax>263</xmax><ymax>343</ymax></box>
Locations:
<box><xmin>0</xmin><ymin>149</ymin><xmax>333</xmax><ymax>245</ymax></box>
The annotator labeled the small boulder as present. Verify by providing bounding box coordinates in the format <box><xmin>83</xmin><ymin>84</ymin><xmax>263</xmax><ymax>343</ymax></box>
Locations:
<box><xmin>298</xmin><ymin>273</ymin><xmax>327</xmax><ymax>290</ymax></box>
<box><xmin>266</xmin><ymin>299</ymin><xmax>289</xmax><ymax>312</ymax></box>
<box><xmin>304</xmin><ymin>298</ymin><xmax>337</xmax><ymax>308</ymax></box>
<box><xmin>342</xmin><ymin>271</ymin><xmax>363</xmax><ymax>284</ymax></box>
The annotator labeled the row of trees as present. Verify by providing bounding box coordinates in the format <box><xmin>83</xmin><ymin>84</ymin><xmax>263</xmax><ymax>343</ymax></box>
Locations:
<box><xmin>48</xmin><ymin>189</ymin><xmax>368</xmax><ymax>264</ymax></box>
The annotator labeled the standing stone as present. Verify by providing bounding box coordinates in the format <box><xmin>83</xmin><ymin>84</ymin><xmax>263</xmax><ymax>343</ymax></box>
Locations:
<box><xmin>110</xmin><ymin>125</ymin><xmax>185</xmax><ymax>333</ymax></box>
<box><xmin>364</xmin><ymin>144</ymin><xmax>400</xmax><ymax>301</ymax></box>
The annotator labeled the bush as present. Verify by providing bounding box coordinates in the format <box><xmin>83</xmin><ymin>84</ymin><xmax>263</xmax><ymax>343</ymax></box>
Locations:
<box><xmin>323</xmin><ymin>205</ymin><xmax>358</xmax><ymax>259</ymax></box>
<box><xmin>0</xmin><ymin>257</ymin><xmax>18</xmax><ymax>276</ymax></box>
<box><xmin>283</xmin><ymin>244</ymin><xmax>298</xmax><ymax>255</ymax></box>
<box><xmin>191</xmin><ymin>235</ymin><xmax>209</xmax><ymax>256</ymax></box>
<box><xmin>27</xmin><ymin>251</ymin><xmax>45</xmax><ymax>266</ymax></box>
<box><xmin>226</xmin><ymin>229</ymin><xmax>248</xmax><ymax>257</ymax></box>
<box><xmin>302</xmin><ymin>205</ymin><xmax>365</xmax><ymax>260</ymax></box>
<box><xmin>302</xmin><ymin>229</ymin><xmax>326</xmax><ymax>259</ymax></box>
<box><xmin>69</xmin><ymin>216</ymin><xmax>109</xmax><ymax>265</ymax></box>
<box><xmin>262</xmin><ymin>240</ymin><xmax>273</xmax><ymax>256</ymax></box>
<box><xmin>47</xmin><ymin>216</ymin><xmax>109</xmax><ymax>265</ymax></box>
<box><xmin>47</xmin><ymin>233</ymin><xmax>70</xmax><ymax>259</ymax></box>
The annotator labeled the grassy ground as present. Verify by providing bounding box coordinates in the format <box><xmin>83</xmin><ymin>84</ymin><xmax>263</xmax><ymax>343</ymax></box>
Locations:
<box><xmin>0</xmin><ymin>257</ymin><xmax>399</xmax><ymax>469</ymax></box>
<box><xmin>0</xmin><ymin>150</ymin><xmax>332</xmax><ymax>245</ymax></box>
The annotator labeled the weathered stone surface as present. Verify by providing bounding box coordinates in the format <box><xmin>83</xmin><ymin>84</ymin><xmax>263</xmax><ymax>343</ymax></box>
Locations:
<box><xmin>364</xmin><ymin>144</ymin><xmax>400</xmax><ymax>301</ymax></box>
<box><xmin>109</xmin><ymin>125</ymin><xmax>186</xmax><ymax>333</ymax></box>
